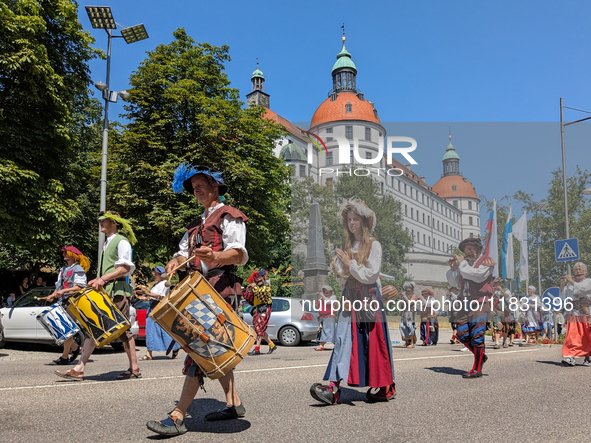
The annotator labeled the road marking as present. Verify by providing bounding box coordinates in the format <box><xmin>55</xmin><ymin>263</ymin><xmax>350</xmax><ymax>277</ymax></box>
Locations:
<box><xmin>0</xmin><ymin>348</ymin><xmax>541</xmax><ymax>392</ymax></box>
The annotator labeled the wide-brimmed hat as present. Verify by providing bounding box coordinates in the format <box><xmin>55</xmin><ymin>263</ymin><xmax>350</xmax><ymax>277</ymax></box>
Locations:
<box><xmin>247</xmin><ymin>269</ymin><xmax>268</xmax><ymax>284</ymax></box>
<box><xmin>339</xmin><ymin>199</ymin><xmax>376</xmax><ymax>232</ymax></box>
<box><xmin>458</xmin><ymin>238</ymin><xmax>483</xmax><ymax>253</ymax></box>
<box><xmin>171</xmin><ymin>163</ymin><xmax>228</xmax><ymax>196</ymax></box>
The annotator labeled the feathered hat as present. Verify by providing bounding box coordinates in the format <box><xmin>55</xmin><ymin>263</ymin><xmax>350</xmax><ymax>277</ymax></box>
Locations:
<box><xmin>339</xmin><ymin>199</ymin><xmax>377</xmax><ymax>232</ymax></box>
<box><xmin>247</xmin><ymin>269</ymin><xmax>268</xmax><ymax>284</ymax></box>
<box><xmin>171</xmin><ymin>163</ymin><xmax>228</xmax><ymax>196</ymax></box>
<box><xmin>61</xmin><ymin>246</ymin><xmax>91</xmax><ymax>273</ymax></box>
<box><xmin>98</xmin><ymin>211</ymin><xmax>137</xmax><ymax>245</ymax></box>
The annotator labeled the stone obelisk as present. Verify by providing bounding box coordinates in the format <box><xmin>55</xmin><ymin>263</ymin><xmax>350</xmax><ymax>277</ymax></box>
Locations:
<box><xmin>302</xmin><ymin>202</ymin><xmax>328</xmax><ymax>300</ymax></box>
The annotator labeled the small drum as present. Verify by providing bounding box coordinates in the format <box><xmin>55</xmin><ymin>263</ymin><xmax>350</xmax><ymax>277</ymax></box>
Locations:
<box><xmin>150</xmin><ymin>272</ymin><xmax>255</xmax><ymax>379</ymax></box>
<box><xmin>67</xmin><ymin>288</ymin><xmax>130</xmax><ymax>348</ymax></box>
<box><xmin>37</xmin><ymin>303</ymin><xmax>81</xmax><ymax>345</ymax></box>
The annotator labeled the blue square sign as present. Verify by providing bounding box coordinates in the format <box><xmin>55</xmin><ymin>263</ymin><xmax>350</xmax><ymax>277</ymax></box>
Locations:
<box><xmin>554</xmin><ymin>238</ymin><xmax>579</xmax><ymax>262</ymax></box>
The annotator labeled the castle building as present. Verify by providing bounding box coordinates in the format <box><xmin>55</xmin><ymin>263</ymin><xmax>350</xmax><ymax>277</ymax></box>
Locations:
<box><xmin>246</xmin><ymin>36</ymin><xmax>481</xmax><ymax>291</ymax></box>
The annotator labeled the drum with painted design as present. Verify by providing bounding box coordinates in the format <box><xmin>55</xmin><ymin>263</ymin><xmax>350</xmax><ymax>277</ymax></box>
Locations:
<box><xmin>37</xmin><ymin>303</ymin><xmax>81</xmax><ymax>345</ymax></box>
<box><xmin>150</xmin><ymin>272</ymin><xmax>255</xmax><ymax>379</ymax></box>
<box><xmin>67</xmin><ymin>288</ymin><xmax>130</xmax><ymax>348</ymax></box>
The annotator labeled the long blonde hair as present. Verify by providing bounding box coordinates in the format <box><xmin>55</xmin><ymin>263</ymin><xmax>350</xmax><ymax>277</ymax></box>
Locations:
<box><xmin>342</xmin><ymin>208</ymin><xmax>373</xmax><ymax>267</ymax></box>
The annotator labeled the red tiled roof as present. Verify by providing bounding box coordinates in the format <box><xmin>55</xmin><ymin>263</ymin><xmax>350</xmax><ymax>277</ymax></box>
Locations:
<box><xmin>311</xmin><ymin>92</ymin><xmax>380</xmax><ymax>125</ymax></box>
<box><xmin>264</xmin><ymin>108</ymin><xmax>308</xmax><ymax>142</ymax></box>
<box><xmin>432</xmin><ymin>175</ymin><xmax>478</xmax><ymax>199</ymax></box>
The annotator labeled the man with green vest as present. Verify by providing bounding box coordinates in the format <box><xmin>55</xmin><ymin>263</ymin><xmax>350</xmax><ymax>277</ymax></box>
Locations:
<box><xmin>56</xmin><ymin>210</ymin><xmax>140</xmax><ymax>381</ymax></box>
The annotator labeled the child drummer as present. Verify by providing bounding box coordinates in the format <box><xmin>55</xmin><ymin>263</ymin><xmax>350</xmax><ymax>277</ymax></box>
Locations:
<box><xmin>46</xmin><ymin>246</ymin><xmax>90</xmax><ymax>365</ymax></box>
<box><xmin>146</xmin><ymin>164</ymin><xmax>248</xmax><ymax>437</ymax></box>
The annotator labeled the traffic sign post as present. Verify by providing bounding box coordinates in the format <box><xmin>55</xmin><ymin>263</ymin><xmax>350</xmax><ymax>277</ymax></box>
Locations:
<box><xmin>555</xmin><ymin>238</ymin><xmax>579</xmax><ymax>262</ymax></box>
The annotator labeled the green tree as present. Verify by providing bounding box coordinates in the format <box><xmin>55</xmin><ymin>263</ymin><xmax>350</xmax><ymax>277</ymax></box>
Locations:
<box><xmin>514</xmin><ymin>167</ymin><xmax>591</xmax><ymax>291</ymax></box>
<box><xmin>0</xmin><ymin>0</ymin><xmax>101</xmax><ymax>274</ymax></box>
<box><xmin>108</xmin><ymin>29</ymin><xmax>290</xmax><ymax>280</ymax></box>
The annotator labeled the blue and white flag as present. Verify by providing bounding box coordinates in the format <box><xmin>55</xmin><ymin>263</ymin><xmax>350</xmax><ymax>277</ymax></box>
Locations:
<box><xmin>501</xmin><ymin>205</ymin><xmax>514</xmax><ymax>279</ymax></box>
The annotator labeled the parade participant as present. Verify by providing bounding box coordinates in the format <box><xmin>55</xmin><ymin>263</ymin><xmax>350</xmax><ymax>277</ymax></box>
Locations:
<box><xmin>147</xmin><ymin>164</ymin><xmax>248</xmax><ymax>436</ymax></box>
<box><xmin>520</xmin><ymin>286</ymin><xmax>543</xmax><ymax>344</ymax></box>
<box><xmin>448</xmin><ymin>287</ymin><xmax>461</xmax><ymax>344</ymax></box>
<box><xmin>136</xmin><ymin>266</ymin><xmax>180</xmax><ymax>361</ymax></box>
<box><xmin>244</xmin><ymin>269</ymin><xmax>276</xmax><ymax>355</ymax></box>
<box><xmin>56</xmin><ymin>210</ymin><xmax>139</xmax><ymax>381</ymax></box>
<box><xmin>559</xmin><ymin>262</ymin><xmax>591</xmax><ymax>366</ymax></box>
<box><xmin>310</xmin><ymin>199</ymin><xmax>395</xmax><ymax>405</ymax></box>
<box><xmin>315</xmin><ymin>285</ymin><xmax>337</xmax><ymax>351</ymax></box>
<box><xmin>46</xmin><ymin>246</ymin><xmax>90</xmax><ymax>364</ymax></box>
<box><xmin>399</xmin><ymin>281</ymin><xmax>418</xmax><ymax>348</ymax></box>
<box><xmin>446</xmin><ymin>238</ymin><xmax>495</xmax><ymax>378</ymax></box>
<box><xmin>492</xmin><ymin>280</ymin><xmax>514</xmax><ymax>348</ymax></box>
<box><xmin>419</xmin><ymin>289</ymin><xmax>438</xmax><ymax>346</ymax></box>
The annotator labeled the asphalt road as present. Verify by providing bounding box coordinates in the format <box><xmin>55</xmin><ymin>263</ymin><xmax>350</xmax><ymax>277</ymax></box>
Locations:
<box><xmin>0</xmin><ymin>330</ymin><xmax>587</xmax><ymax>443</ymax></box>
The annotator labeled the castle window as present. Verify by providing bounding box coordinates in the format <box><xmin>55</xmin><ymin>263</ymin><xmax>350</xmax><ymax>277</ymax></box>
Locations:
<box><xmin>350</xmin><ymin>150</ymin><xmax>354</xmax><ymax>163</ymax></box>
<box><xmin>468</xmin><ymin>201</ymin><xmax>473</xmax><ymax>210</ymax></box>
<box><xmin>365</xmin><ymin>127</ymin><xmax>371</xmax><ymax>141</ymax></box>
<box><xmin>326</xmin><ymin>127</ymin><xmax>333</xmax><ymax>133</ymax></box>
<box><xmin>452</xmin><ymin>185</ymin><xmax>457</xmax><ymax>191</ymax></box>
<box><xmin>405</xmin><ymin>205</ymin><xmax>408</xmax><ymax>216</ymax></box>
<box><xmin>326</xmin><ymin>137</ymin><xmax>333</xmax><ymax>142</ymax></box>
<box><xmin>365</xmin><ymin>151</ymin><xmax>372</xmax><ymax>159</ymax></box>
<box><xmin>469</xmin><ymin>217</ymin><xmax>473</xmax><ymax>225</ymax></box>
<box><xmin>453</xmin><ymin>200</ymin><xmax>458</xmax><ymax>208</ymax></box>
<box><xmin>346</xmin><ymin>126</ymin><xmax>353</xmax><ymax>139</ymax></box>
<box><xmin>299</xmin><ymin>165</ymin><xmax>305</xmax><ymax>176</ymax></box>
<box><xmin>326</xmin><ymin>151</ymin><xmax>333</xmax><ymax>166</ymax></box>
<box><xmin>346</xmin><ymin>103</ymin><xmax>352</xmax><ymax>113</ymax></box>
<box><xmin>326</xmin><ymin>178</ymin><xmax>333</xmax><ymax>190</ymax></box>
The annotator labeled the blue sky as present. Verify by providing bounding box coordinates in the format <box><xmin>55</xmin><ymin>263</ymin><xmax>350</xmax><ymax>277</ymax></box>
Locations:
<box><xmin>81</xmin><ymin>0</ymin><xmax>591</xmax><ymax>223</ymax></box>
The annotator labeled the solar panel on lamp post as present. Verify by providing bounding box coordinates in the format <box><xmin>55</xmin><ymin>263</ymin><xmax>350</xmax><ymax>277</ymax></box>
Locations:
<box><xmin>85</xmin><ymin>5</ymin><xmax>148</xmax><ymax>265</ymax></box>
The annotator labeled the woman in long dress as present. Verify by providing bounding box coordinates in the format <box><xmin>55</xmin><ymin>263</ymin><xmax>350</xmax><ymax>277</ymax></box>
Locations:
<box><xmin>137</xmin><ymin>266</ymin><xmax>180</xmax><ymax>360</ymax></box>
<box><xmin>521</xmin><ymin>285</ymin><xmax>543</xmax><ymax>344</ymax></box>
<box><xmin>310</xmin><ymin>199</ymin><xmax>395</xmax><ymax>405</ymax></box>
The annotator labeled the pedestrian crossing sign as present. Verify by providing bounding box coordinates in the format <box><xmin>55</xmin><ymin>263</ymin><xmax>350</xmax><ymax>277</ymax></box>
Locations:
<box><xmin>554</xmin><ymin>238</ymin><xmax>579</xmax><ymax>262</ymax></box>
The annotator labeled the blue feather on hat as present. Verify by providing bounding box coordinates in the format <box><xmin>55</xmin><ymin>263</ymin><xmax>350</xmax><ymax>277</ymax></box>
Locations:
<box><xmin>172</xmin><ymin>163</ymin><xmax>198</xmax><ymax>194</ymax></box>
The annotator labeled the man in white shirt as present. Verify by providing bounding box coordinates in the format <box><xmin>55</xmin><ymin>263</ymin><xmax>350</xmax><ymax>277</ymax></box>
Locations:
<box><xmin>147</xmin><ymin>165</ymin><xmax>248</xmax><ymax>436</ymax></box>
<box><xmin>56</xmin><ymin>210</ymin><xmax>139</xmax><ymax>381</ymax></box>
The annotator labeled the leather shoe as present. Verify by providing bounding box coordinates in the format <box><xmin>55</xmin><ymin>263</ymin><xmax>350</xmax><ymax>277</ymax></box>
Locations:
<box><xmin>205</xmin><ymin>405</ymin><xmax>244</xmax><ymax>421</ymax></box>
<box><xmin>462</xmin><ymin>371</ymin><xmax>482</xmax><ymax>379</ymax></box>
<box><xmin>146</xmin><ymin>415</ymin><xmax>187</xmax><ymax>436</ymax></box>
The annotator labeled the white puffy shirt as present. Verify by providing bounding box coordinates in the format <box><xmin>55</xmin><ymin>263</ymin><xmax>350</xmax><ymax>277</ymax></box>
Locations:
<box><xmin>335</xmin><ymin>240</ymin><xmax>382</xmax><ymax>288</ymax></box>
<box><xmin>174</xmin><ymin>203</ymin><xmax>248</xmax><ymax>266</ymax></box>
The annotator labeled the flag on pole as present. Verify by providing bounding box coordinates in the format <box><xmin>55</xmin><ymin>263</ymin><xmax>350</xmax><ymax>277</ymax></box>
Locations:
<box><xmin>484</xmin><ymin>198</ymin><xmax>499</xmax><ymax>277</ymax></box>
<box><xmin>512</xmin><ymin>209</ymin><xmax>528</xmax><ymax>283</ymax></box>
<box><xmin>501</xmin><ymin>205</ymin><xmax>514</xmax><ymax>279</ymax></box>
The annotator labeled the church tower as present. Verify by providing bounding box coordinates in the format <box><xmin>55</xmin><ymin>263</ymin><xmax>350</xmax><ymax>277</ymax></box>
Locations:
<box><xmin>442</xmin><ymin>133</ymin><xmax>461</xmax><ymax>177</ymax></box>
<box><xmin>246</xmin><ymin>63</ymin><xmax>270</xmax><ymax>108</ymax></box>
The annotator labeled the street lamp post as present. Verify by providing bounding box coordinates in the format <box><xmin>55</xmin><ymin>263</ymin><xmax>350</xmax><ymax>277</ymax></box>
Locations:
<box><xmin>85</xmin><ymin>6</ymin><xmax>148</xmax><ymax>266</ymax></box>
<box><xmin>559</xmin><ymin>98</ymin><xmax>591</xmax><ymax>275</ymax></box>
<box><xmin>534</xmin><ymin>203</ymin><xmax>549</xmax><ymax>296</ymax></box>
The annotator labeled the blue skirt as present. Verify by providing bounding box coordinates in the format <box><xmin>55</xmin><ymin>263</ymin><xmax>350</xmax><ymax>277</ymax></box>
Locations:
<box><xmin>146</xmin><ymin>307</ymin><xmax>180</xmax><ymax>352</ymax></box>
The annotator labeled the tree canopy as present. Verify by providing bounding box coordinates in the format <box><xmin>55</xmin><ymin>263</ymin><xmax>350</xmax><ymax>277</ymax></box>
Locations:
<box><xmin>108</xmin><ymin>29</ymin><xmax>290</xmax><ymax>281</ymax></box>
<box><xmin>0</xmin><ymin>0</ymin><xmax>101</xmax><ymax>274</ymax></box>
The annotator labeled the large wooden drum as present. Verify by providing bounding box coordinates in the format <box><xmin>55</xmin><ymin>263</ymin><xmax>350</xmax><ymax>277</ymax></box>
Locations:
<box><xmin>150</xmin><ymin>272</ymin><xmax>255</xmax><ymax>379</ymax></box>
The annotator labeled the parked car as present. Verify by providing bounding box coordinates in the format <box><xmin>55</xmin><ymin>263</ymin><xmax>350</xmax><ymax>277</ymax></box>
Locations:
<box><xmin>132</xmin><ymin>298</ymin><xmax>150</xmax><ymax>341</ymax></box>
<box><xmin>243</xmin><ymin>297</ymin><xmax>319</xmax><ymax>346</ymax></box>
<box><xmin>0</xmin><ymin>286</ymin><xmax>138</xmax><ymax>349</ymax></box>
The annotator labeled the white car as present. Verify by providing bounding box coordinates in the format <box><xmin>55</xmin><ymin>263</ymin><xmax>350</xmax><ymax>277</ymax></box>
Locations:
<box><xmin>0</xmin><ymin>286</ymin><xmax>138</xmax><ymax>349</ymax></box>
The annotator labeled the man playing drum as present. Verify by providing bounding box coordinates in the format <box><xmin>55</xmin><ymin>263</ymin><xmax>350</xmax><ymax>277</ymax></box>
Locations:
<box><xmin>147</xmin><ymin>164</ymin><xmax>248</xmax><ymax>437</ymax></box>
<box><xmin>56</xmin><ymin>210</ymin><xmax>140</xmax><ymax>381</ymax></box>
